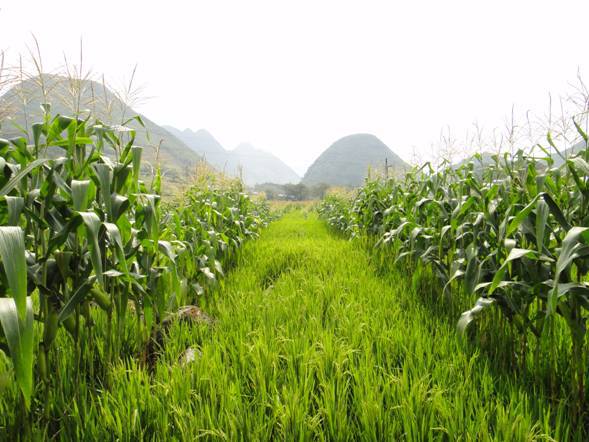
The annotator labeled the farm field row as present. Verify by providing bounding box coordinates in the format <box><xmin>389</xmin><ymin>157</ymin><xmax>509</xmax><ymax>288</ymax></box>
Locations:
<box><xmin>104</xmin><ymin>211</ymin><xmax>569</xmax><ymax>440</ymax></box>
<box><xmin>0</xmin><ymin>115</ymin><xmax>270</xmax><ymax>439</ymax></box>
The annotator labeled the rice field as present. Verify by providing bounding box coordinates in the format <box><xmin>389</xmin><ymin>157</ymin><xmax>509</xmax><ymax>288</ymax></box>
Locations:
<box><xmin>0</xmin><ymin>100</ymin><xmax>587</xmax><ymax>440</ymax></box>
<box><xmin>3</xmin><ymin>210</ymin><xmax>578</xmax><ymax>439</ymax></box>
<box><xmin>0</xmin><ymin>110</ymin><xmax>269</xmax><ymax>439</ymax></box>
<box><xmin>319</xmin><ymin>139</ymin><xmax>589</xmax><ymax>438</ymax></box>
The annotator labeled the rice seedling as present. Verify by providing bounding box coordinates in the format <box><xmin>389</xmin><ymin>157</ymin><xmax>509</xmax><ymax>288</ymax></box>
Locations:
<box><xmin>319</xmin><ymin>125</ymin><xmax>589</xmax><ymax>429</ymax></box>
<box><xmin>0</xmin><ymin>44</ymin><xmax>586</xmax><ymax>440</ymax></box>
<box><xmin>0</xmin><ymin>210</ymin><xmax>573</xmax><ymax>439</ymax></box>
<box><xmin>72</xmin><ymin>211</ymin><xmax>577</xmax><ymax>440</ymax></box>
<box><xmin>0</xmin><ymin>104</ymin><xmax>268</xmax><ymax>435</ymax></box>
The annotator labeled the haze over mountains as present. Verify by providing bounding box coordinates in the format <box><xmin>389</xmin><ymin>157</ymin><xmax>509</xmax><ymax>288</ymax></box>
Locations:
<box><xmin>0</xmin><ymin>74</ymin><xmax>201</xmax><ymax>185</ymax></box>
<box><xmin>0</xmin><ymin>74</ymin><xmax>415</xmax><ymax>189</ymax></box>
<box><xmin>0</xmin><ymin>75</ymin><xmax>301</xmax><ymax>186</ymax></box>
<box><xmin>163</xmin><ymin>126</ymin><xmax>300</xmax><ymax>185</ymax></box>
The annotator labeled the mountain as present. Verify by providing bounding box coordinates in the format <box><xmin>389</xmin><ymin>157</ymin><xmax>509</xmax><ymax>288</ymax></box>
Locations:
<box><xmin>302</xmin><ymin>133</ymin><xmax>408</xmax><ymax>187</ymax></box>
<box><xmin>163</xmin><ymin>125</ymin><xmax>300</xmax><ymax>185</ymax></box>
<box><xmin>162</xmin><ymin>126</ymin><xmax>228</xmax><ymax>167</ymax></box>
<box><xmin>230</xmin><ymin>143</ymin><xmax>300</xmax><ymax>185</ymax></box>
<box><xmin>554</xmin><ymin>140</ymin><xmax>587</xmax><ymax>167</ymax></box>
<box><xmin>0</xmin><ymin>74</ymin><xmax>202</xmax><ymax>186</ymax></box>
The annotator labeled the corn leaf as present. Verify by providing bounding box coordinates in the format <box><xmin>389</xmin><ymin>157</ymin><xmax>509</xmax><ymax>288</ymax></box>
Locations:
<box><xmin>0</xmin><ymin>227</ymin><xmax>28</xmax><ymax>321</ymax></box>
<box><xmin>6</xmin><ymin>196</ymin><xmax>24</xmax><ymax>226</ymax></box>
<box><xmin>0</xmin><ymin>296</ymin><xmax>34</xmax><ymax>409</ymax></box>
<box><xmin>78</xmin><ymin>212</ymin><xmax>104</xmax><ymax>288</ymax></box>
<box><xmin>71</xmin><ymin>180</ymin><xmax>91</xmax><ymax>211</ymax></box>
<box><xmin>489</xmin><ymin>248</ymin><xmax>537</xmax><ymax>294</ymax></box>
<box><xmin>0</xmin><ymin>158</ymin><xmax>51</xmax><ymax>197</ymax></box>
<box><xmin>549</xmin><ymin>227</ymin><xmax>589</xmax><ymax>315</ymax></box>
<box><xmin>458</xmin><ymin>297</ymin><xmax>495</xmax><ymax>334</ymax></box>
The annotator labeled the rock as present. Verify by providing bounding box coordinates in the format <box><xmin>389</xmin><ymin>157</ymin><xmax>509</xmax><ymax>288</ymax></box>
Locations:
<box><xmin>178</xmin><ymin>346</ymin><xmax>202</xmax><ymax>366</ymax></box>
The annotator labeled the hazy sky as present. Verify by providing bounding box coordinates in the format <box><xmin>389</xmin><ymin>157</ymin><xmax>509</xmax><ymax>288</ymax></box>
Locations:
<box><xmin>1</xmin><ymin>0</ymin><xmax>588</xmax><ymax>175</ymax></box>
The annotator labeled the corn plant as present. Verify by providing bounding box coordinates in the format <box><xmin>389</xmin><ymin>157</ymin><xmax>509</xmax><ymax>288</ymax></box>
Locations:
<box><xmin>0</xmin><ymin>105</ymin><xmax>269</xmax><ymax>430</ymax></box>
<box><xmin>319</xmin><ymin>125</ymin><xmax>589</xmax><ymax>418</ymax></box>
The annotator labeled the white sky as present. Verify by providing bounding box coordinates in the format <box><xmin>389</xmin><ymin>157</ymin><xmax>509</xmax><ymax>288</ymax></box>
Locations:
<box><xmin>1</xmin><ymin>0</ymin><xmax>588</xmax><ymax>175</ymax></box>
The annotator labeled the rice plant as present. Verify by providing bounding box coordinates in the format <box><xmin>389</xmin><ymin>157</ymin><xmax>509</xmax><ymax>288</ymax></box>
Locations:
<box><xmin>0</xmin><ymin>104</ymin><xmax>268</xmax><ymax>433</ymax></box>
<box><xmin>320</xmin><ymin>125</ymin><xmax>589</xmax><ymax>424</ymax></box>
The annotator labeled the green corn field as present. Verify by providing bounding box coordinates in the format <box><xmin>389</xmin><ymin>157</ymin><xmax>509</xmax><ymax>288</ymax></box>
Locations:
<box><xmin>320</xmin><ymin>130</ymin><xmax>589</xmax><ymax>434</ymax></box>
<box><xmin>0</xmin><ymin>105</ymin><xmax>269</xmax><ymax>438</ymax></box>
<box><xmin>0</xmin><ymin>53</ymin><xmax>588</xmax><ymax>442</ymax></box>
<box><xmin>2</xmin><ymin>107</ymin><xmax>588</xmax><ymax>439</ymax></box>
<box><xmin>1</xmin><ymin>106</ymin><xmax>589</xmax><ymax>439</ymax></box>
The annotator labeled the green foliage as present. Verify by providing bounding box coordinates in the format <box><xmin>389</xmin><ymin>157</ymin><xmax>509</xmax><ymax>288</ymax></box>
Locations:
<box><xmin>0</xmin><ymin>211</ymin><xmax>574</xmax><ymax>439</ymax></box>
<box><xmin>320</xmin><ymin>134</ymin><xmax>589</xmax><ymax>422</ymax></box>
<box><xmin>0</xmin><ymin>74</ymin><xmax>203</xmax><ymax>190</ymax></box>
<box><xmin>82</xmin><ymin>212</ymin><xmax>575</xmax><ymax>440</ymax></box>
<box><xmin>0</xmin><ymin>108</ymin><xmax>268</xmax><ymax>431</ymax></box>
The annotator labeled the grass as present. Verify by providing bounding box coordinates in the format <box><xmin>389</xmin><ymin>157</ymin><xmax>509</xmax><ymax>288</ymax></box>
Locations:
<box><xmin>54</xmin><ymin>210</ymin><xmax>575</xmax><ymax>440</ymax></box>
<box><xmin>0</xmin><ymin>110</ymin><xmax>270</xmax><ymax>436</ymax></box>
<box><xmin>320</xmin><ymin>143</ymin><xmax>589</xmax><ymax>420</ymax></box>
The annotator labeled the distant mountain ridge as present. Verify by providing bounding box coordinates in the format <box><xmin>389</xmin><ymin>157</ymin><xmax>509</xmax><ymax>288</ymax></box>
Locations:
<box><xmin>302</xmin><ymin>133</ymin><xmax>408</xmax><ymax>187</ymax></box>
<box><xmin>231</xmin><ymin>142</ymin><xmax>300</xmax><ymax>185</ymax></box>
<box><xmin>162</xmin><ymin>127</ymin><xmax>226</xmax><ymax>161</ymax></box>
<box><xmin>0</xmin><ymin>74</ymin><xmax>202</xmax><ymax>185</ymax></box>
<box><xmin>163</xmin><ymin>125</ymin><xmax>300</xmax><ymax>185</ymax></box>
